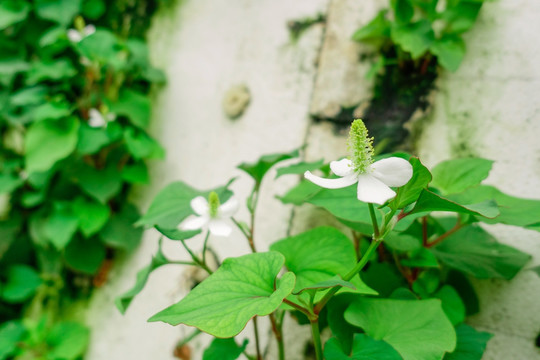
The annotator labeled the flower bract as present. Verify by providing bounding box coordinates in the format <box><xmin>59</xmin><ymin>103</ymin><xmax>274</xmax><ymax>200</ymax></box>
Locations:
<box><xmin>304</xmin><ymin>119</ymin><xmax>413</xmax><ymax>205</ymax></box>
<box><xmin>180</xmin><ymin>193</ymin><xmax>239</xmax><ymax>237</ymax></box>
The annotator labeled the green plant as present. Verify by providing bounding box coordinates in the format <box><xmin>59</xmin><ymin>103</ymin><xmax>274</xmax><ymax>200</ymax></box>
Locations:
<box><xmin>118</xmin><ymin>119</ymin><xmax>538</xmax><ymax>359</ymax></box>
<box><xmin>354</xmin><ymin>0</ymin><xmax>486</xmax><ymax>73</ymax></box>
<box><xmin>0</xmin><ymin>0</ymin><xmax>168</xmax><ymax>358</ymax></box>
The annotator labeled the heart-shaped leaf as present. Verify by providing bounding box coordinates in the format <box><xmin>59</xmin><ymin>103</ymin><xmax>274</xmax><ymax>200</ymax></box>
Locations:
<box><xmin>149</xmin><ymin>252</ymin><xmax>295</xmax><ymax>338</ymax></box>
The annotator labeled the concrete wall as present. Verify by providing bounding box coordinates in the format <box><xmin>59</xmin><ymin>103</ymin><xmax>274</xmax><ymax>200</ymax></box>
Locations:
<box><xmin>85</xmin><ymin>0</ymin><xmax>540</xmax><ymax>359</ymax></box>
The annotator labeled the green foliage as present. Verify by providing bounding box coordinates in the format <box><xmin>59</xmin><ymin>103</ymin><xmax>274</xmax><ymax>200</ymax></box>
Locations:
<box><xmin>118</xmin><ymin>135</ymin><xmax>536</xmax><ymax>360</ymax></box>
<box><xmin>353</xmin><ymin>0</ymin><xmax>488</xmax><ymax>72</ymax></box>
<box><xmin>0</xmin><ymin>0</ymin><xmax>167</xmax><ymax>358</ymax></box>
<box><xmin>345</xmin><ymin>298</ymin><xmax>456</xmax><ymax>360</ymax></box>
<box><xmin>324</xmin><ymin>334</ymin><xmax>402</xmax><ymax>359</ymax></box>
<box><xmin>149</xmin><ymin>252</ymin><xmax>296</xmax><ymax>338</ymax></box>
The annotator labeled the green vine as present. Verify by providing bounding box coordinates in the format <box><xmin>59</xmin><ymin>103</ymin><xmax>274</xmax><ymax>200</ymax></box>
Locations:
<box><xmin>0</xmin><ymin>0</ymin><xmax>171</xmax><ymax>358</ymax></box>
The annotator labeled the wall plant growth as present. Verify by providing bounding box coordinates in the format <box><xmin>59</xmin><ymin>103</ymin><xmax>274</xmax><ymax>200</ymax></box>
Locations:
<box><xmin>348</xmin><ymin>0</ymin><xmax>487</xmax><ymax>150</ymax></box>
<box><xmin>0</xmin><ymin>0</ymin><xmax>169</xmax><ymax>358</ymax></box>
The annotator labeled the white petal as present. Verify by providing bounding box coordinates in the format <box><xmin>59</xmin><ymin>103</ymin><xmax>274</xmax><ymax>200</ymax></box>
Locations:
<box><xmin>370</xmin><ymin>157</ymin><xmax>413</xmax><ymax>187</ymax></box>
<box><xmin>67</xmin><ymin>29</ymin><xmax>82</xmax><ymax>42</ymax></box>
<box><xmin>304</xmin><ymin>171</ymin><xmax>358</xmax><ymax>189</ymax></box>
<box><xmin>330</xmin><ymin>158</ymin><xmax>354</xmax><ymax>177</ymax></box>
<box><xmin>208</xmin><ymin>219</ymin><xmax>232</xmax><ymax>237</ymax></box>
<box><xmin>190</xmin><ymin>196</ymin><xmax>209</xmax><ymax>216</ymax></box>
<box><xmin>356</xmin><ymin>174</ymin><xmax>396</xmax><ymax>205</ymax></box>
<box><xmin>180</xmin><ymin>215</ymin><xmax>208</xmax><ymax>230</ymax></box>
<box><xmin>84</xmin><ymin>25</ymin><xmax>96</xmax><ymax>36</ymax></box>
<box><xmin>219</xmin><ymin>196</ymin><xmax>239</xmax><ymax>217</ymax></box>
<box><xmin>88</xmin><ymin>108</ymin><xmax>106</xmax><ymax>127</ymax></box>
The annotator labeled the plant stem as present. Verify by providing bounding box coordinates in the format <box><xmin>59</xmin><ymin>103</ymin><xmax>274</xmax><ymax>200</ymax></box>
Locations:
<box><xmin>180</xmin><ymin>239</ymin><xmax>213</xmax><ymax>274</ymax></box>
<box><xmin>368</xmin><ymin>203</ymin><xmax>380</xmax><ymax>238</ymax></box>
<box><xmin>269</xmin><ymin>313</ymin><xmax>285</xmax><ymax>360</ymax></box>
<box><xmin>426</xmin><ymin>219</ymin><xmax>462</xmax><ymax>248</ymax></box>
<box><xmin>310</xmin><ymin>319</ymin><xmax>323</xmax><ymax>360</ymax></box>
<box><xmin>253</xmin><ymin>316</ymin><xmax>262</xmax><ymax>360</ymax></box>
<box><xmin>202</xmin><ymin>231</ymin><xmax>210</xmax><ymax>264</ymax></box>
<box><xmin>283</xmin><ymin>299</ymin><xmax>315</xmax><ymax>320</ymax></box>
<box><xmin>175</xmin><ymin>328</ymin><xmax>201</xmax><ymax>348</ymax></box>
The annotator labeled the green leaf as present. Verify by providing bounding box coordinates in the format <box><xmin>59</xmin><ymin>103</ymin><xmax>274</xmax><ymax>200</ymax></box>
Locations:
<box><xmin>401</xmin><ymin>247</ymin><xmax>439</xmax><ymax>268</ymax></box>
<box><xmin>294</xmin><ymin>276</ymin><xmax>356</xmax><ymax>295</ymax></box>
<box><xmin>35</xmin><ymin>0</ymin><xmax>82</xmax><ymax>25</ymax></box>
<box><xmin>76</xmin><ymin>124</ymin><xmax>114</xmax><ymax>154</ymax></box>
<box><xmin>390</xmin><ymin>157</ymin><xmax>432</xmax><ymax>209</ymax></box>
<box><xmin>44</xmin><ymin>203</ymin><xmax>79</xmax><ymax>250</ymax></box>
<box><xmin>155</xmin><ymin>227</ymin><xmax>201</xmax><ymax>241</ymax></box>
<box><xmin>122</xmin><ymin>162</ymin><xmax>149</xmax><ymax>184</ymax></box>
<box><xmin>25</xmin><ymin>117</ymin><xmax>79</xmax><ymax>174</ymax></box>
<box><xmin>410</xmin><ymin>190</ymin><xmax>499</xmax><ymax>218</ymax></box>
<box><xmin>444</xmin><ymin>324</ymin><xmax>492</xmax><ymax>360</ymax></box>
<box><xmin>30</xmin><ymin>101</ymin><xmax>72</xmax><ymax>123</ymax></box>
<box><xmin>111</xmin><ymin>89</ymin><xmax>151</xmax><ymax>128</ymax></box>
<box><xmin>64</xmin><ymin>237</ymin><xmax>106</xmax><ymax>274</ymax></box>
<box><xmin>391</xmin><ymin>20</ymin><xmax>435</xmax><ymax>58</ymax></box>
<box><xmin>82</xmin><ymin>0</ymin><xmax>105</xmax><ymax>19</ymax></box>
<box><xmin>46</xmin><ymin>321</ymin><xmax>89</xmax><ymax>360</ymax></box>
<box><xmin>149</xmin><ymin>252</ymin><xmax>296</xmax><ymax>338</ymax></box>
<box><xmin>137</xmin><ymin>181</ymin><xmax>232</xmax><ymax>229</ymax></box>
<box><xmin>430</xmin><ymin>158</ymin><xmax>493</xmax><ymax>195</ymax></box>
<box><xmin>275</xmin><ymin>159</ymin><xmax>324</xmax><ymax>179</ymax></box>
<box><xmin>449</xmin><ymin>185</ymin><xmax>540</xmax><ymax>229</ymax></box>
<box><xmin>0</xmin><ymin>321</ymin><xmax>26</xmax><ymax>360</ymax></box>
<box><xmin>384</xmin><ymin>232</ymin><xmax>421</xmax><ymax>252</ymax></box>
<box><xmin>0</xmin><ymin>1</ymin><xmax>29</xmax><ymax>30</ymax></box>
<box><xmin>434</xmin><ymin>285</ymin><xmax>465</xmax><ymax>326</ymax></box>
<box><xmin>99</xmin><ymin>204</ymin><xmax>143</xmax><ymax>251</ymax></box>
<box><xmin>431</xmin><ymin>35</ymin><xmax>466</xmax><ymax>72</ymax></box>
<box><xmin>25</xmin><ymin>59</ymin><xmax>77</xmax><ymax>85</ymax></box>
<box><xmin>0</xmin><ymin>173</ymin><xmax>23</xmax><ymax>194</ymax></box>
<box><xmin>77</xmin><ymin>29</ymin><xmax>120</xmax><ymax>64</ymax></box>
<box><xmin>352</xmin><ymin>10</ymin><xmax>391</xmax><ymax>46</ymax></box>
<box><xmin>238</xmin><ymin>149</ymin><xmax>299</xmax><ymax>185</ymax></box>
<box><xmin>1</xmin><ymin>265</ymin><xmax>42</xmax><ymax>303</ymax></box>
<box><xmin>431</xmin><ymin>225</ymin><xmax>530</xmax><ymax>280</ymax></box>
<box><xmin>115</xmin><ymin>243</ymin><xmax>169</xmax><ymax>313</ymax></box>
<box><xmin>278</xmin><ymin>179</ymin><xmax>322</xmax><ymax>205</ymax></box>
<box><xmin>411</xmin><ymin>269</ymin><xmax>440</xmax><ymax>297</ymax></box>
<box><xmin>203</xmin><ymin>338</ymin><xmax>248</xmax><ymax>360</ymax></box>
<box><xmin>327</xmin><ymin>294</ymin><xmax>362</xmax><ymax>355</ymax></box>
<box><xmin>324</xmin><ymin>334</ymin><xmax>402</xmax><ymax>360</ymax></box>
<box><xmin>270</xmin><ymin>227</ymin><xmax>376</xmax><ymax>297</ymax></box>
<box><xmin>72</xmin><ymin>197</ymin><xmax>110</xmax><ymax>237</ymax></box>
<box><xmin>76</xmin><ymin>163</ymin><xmax>122</xmax><ymax>203</ymax></box>
<box><xmin>345</xmin><ymin>298</ymin><xmax>456</xmax><ymax>360</ymax></box>
<box><xmin>442</xmin><ymin>2</ymin><xmax>483</xmax><ymax>34</ymax></box>
<box><xmin>124</xmin><ymin>127</ymin><xmax>165</xmax><ymax>159</ymax></box>
<box><xmin>391</xmin><ymin>0</ymin><xmax>414</xmax><ymax>25</ymax></box>
<box><xmin>0</xmin><ymin>215</ymin><xmax>22</xmax><ymax>261</ymax></box>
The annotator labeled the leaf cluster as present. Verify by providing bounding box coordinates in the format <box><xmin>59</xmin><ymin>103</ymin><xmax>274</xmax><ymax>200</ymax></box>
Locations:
<box><xmin>0</xmin><ymin>0</ymin><xmax>168</xmax><ymax>358</ymax></box>
<box><xmin>353</xmin><ymin>0</ymin><xmax>488</xmax><ymax>74</ymax></box>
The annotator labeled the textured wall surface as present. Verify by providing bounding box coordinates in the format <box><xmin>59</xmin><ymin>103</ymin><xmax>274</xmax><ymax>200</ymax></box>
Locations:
<box><xmin>85</xmin><ymin>0</ymin><xmax>540</xmax><ymax>359</ymax></box>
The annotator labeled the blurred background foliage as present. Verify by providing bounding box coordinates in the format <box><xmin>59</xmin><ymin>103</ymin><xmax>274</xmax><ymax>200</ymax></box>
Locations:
<box><xmin>0</xmin><ymin>0</ymin><xmax>172</xmax><ymax>358</ymax></box>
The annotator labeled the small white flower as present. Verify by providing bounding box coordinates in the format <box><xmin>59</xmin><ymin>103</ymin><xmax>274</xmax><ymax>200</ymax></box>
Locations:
<box><xmin>180</xmin><ymin>192</ymin><xmax>239</xmax><ymax>237</ymax></box>
<box><xmin>305</xmin><ymin>157</ymin><xmax>412</xmax><ymax>205</ymax></box>
<box><xmin>88</xmin><ymin>108</ymin><xmax>116</xmax><ymax>128</ymax></box>
<box><xmin>67</xmin><ymin>24</ymin><xmax>96</xmax><ymax>43</ymax></box>
<box><xmin>304</xmin><ymin>119</ymin><xmax>413</xmax><ymax>205</ymax></box>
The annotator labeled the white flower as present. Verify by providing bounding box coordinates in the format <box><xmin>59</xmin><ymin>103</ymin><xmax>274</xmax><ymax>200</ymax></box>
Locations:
<box><xmin>303</xmin><ymin>119</ymin><xmax>413</xmax><ymax>205</ymax></box>
<box><xmin>88</xmin><ymin>108</ymin><xmax>116</xmax><ymax>128</ymax></box>
<box><xmin>67</xmin><ymin>24</ymin><xmax>96</xmax><ymax>43</ymax></box>
<box><xmin>180</xmin><ymin>193</ymin><xmax>239</xmax><ymax>237</ymax></box>
<box><xmin>304</xmin><ymin>157</ymin><xmax>412</xmax><ymax>205</ymax></box>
